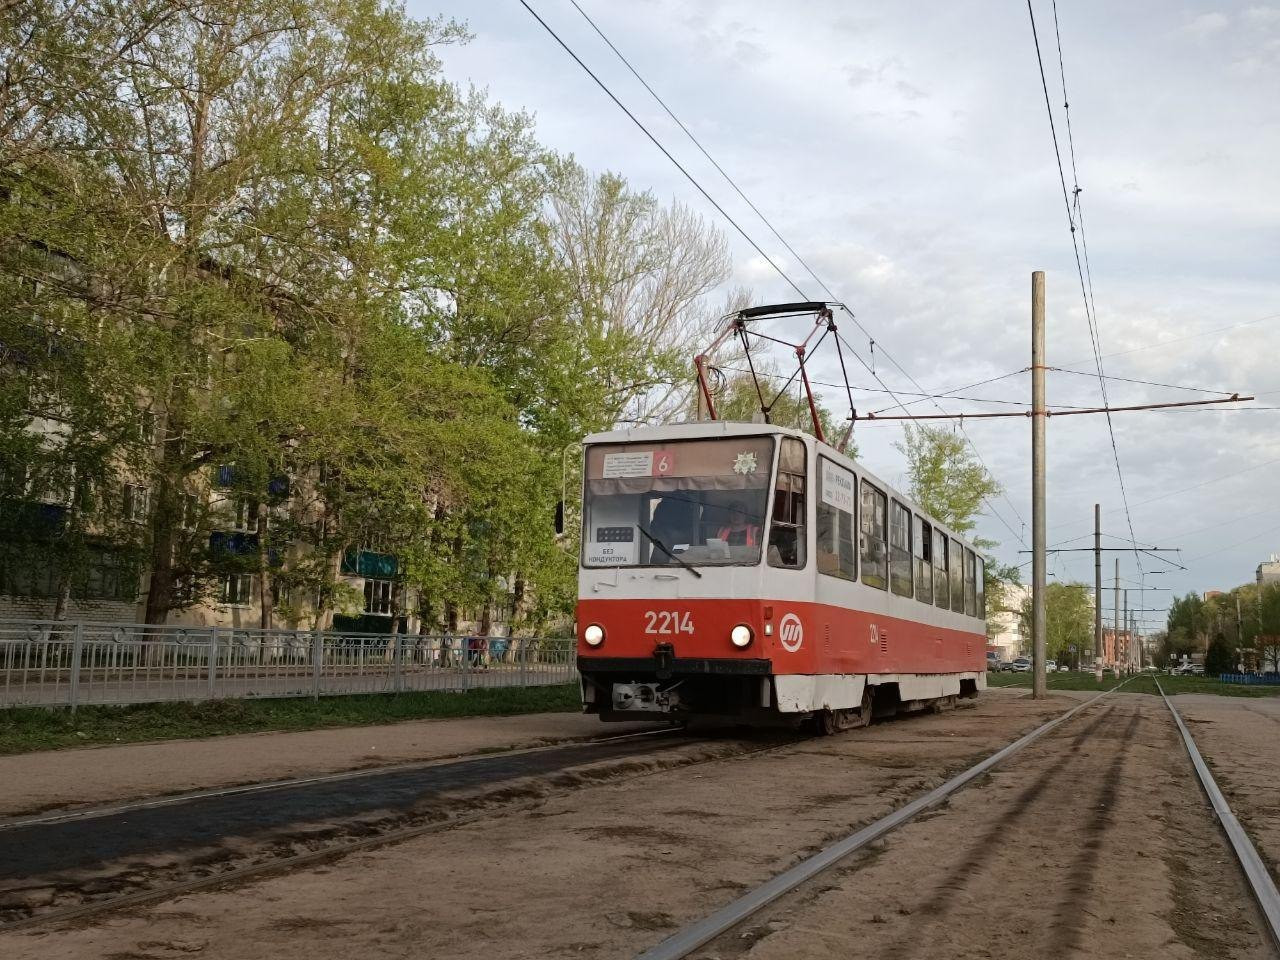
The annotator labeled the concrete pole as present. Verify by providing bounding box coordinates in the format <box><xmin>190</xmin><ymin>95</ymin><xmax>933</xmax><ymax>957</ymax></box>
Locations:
<box><xmin>1094</xmin><ymin>504</ymin><xmax>1103</xmax><ymax>681</ymax></box>
<box><xmin>1113</xmin><ymin>558</ymin><xmax>1120</xmax><ymax>675</ymax></box>
<box><xmin>1032</xmin><ymin>271</ymin><xmax>1048</xmax><ymax>699</ymax></box>
<box><xmin>1123</xmin><ymin>588</ymin><xmax>1129</xmax><ymax>674</ymax></box>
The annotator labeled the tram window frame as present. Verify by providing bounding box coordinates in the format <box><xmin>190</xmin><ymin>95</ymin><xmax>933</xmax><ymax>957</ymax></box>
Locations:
<box><xmin>977</xmin><ymin>554</ymin><xmax>985</xmax><ymax>618</ymax></box>
<box><xmin>933</xmin><ymin>530</ymin><xmax>949</xmax><ymax>609</ymax></box>
<box><xmin>963</xmin><ymin>548</ymin><xmax>978</xmax><ymax>617</ymax></box>
<box><xmin>768</xmin><ymin>437</ymin><xmax>807</xmax><ymax>571</ymax></box>
<box><xmin>913</xmin><ymin>515</ymin><xmax>933</xmax><ymax>605</ymax></box>
<box><xmin>889</xmin><ymin>499</ymin><xmax>913</xmax><ymax>598</ymax></box>
<box><xmin>859</xmin><ymin>480</ymin><xmax>888</xmax><ymax>590</ymax></box>
<box><xmin>949</xmin><ymin>536</ymin><xmax>965</xmax><ymax>613</ymax></box>
<box><xmin>816</xmin><ymin>457</ymin><xmax>855</xmax><ymax>581</ymax></box>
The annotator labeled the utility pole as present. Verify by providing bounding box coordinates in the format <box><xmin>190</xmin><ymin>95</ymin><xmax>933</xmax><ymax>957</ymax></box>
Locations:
<box><xmin>1094</xmin><ymin>504</ymin><xmax>1103</xmax><ymax>682</ymax></box>
<box><xmin>1123</xmin><ymin>588</ymin><xmax>1129</xmax><ymax>673</ymax></box>
<box><xmin>1031</xmin><ymin>271</ymin><xmax>1048</xmax><ymax>699</ymax></box>
<box><xmin>1113</xmin><ymin>558</ymin><xmax>1120</xmax><ymax>675</ymax></box>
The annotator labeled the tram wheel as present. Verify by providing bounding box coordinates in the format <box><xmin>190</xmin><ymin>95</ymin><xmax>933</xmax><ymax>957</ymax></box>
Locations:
<box><xmin>856</xmin><ymin>686</ymin><xmax>875</xmax><ymax>728</ymax></box>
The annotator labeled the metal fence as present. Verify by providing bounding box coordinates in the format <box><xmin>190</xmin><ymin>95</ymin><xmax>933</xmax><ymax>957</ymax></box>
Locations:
<box><xmin>0</xmin><ymin>619</ymin><xmax>577</xmax><ymax>709</ymax></box>
<box><xmin>1219</xmin><ymin>672</ymin><xmax>1280</xmax><ymax>686</ymax></box>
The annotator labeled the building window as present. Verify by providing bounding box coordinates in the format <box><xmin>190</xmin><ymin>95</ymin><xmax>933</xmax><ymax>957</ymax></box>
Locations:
<box><xmin>231</xmin><ymin>497</ymin><xmax>258</xmax><ymax>532</ymax></box>
<box><xmin>123</xmin><ymin>484</ymin><xmax>150</xmax><ymax>523</ymax></box>
<box><xmin>816</xmin><ymin>458</ymin><xmax>855</xmax><ymax>580</ymax></box>
<box><xmin>889</xmin><ymin>499</ymin><xmax>913</xmax><ymax>598</ymax></box>
<box><xmin>365</xmin><ymin>578</ymin><xmax>394</xmax><ymax>616</ymax></box>
<box><xmin>220</xmin><ymin>573</ymin><xmax>254</xmax><ymax>606</ymax></box>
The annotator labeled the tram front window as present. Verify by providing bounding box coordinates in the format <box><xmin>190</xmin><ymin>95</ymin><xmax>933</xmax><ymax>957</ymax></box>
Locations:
<box><xmin>582</xmin><ymin>437</ymin><xmax>775</xmax><ymax>568</ymax></box>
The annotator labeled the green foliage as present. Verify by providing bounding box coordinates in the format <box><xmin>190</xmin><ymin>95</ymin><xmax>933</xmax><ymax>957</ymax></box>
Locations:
<box><xmin>1019</xmin><ymin>581</ymin><xmax>1094</xmax><ymax>665</ymax></box>
<box><xmin>1205</xmin><ymin>635</ymin><xmax>1235</xmax><ymax>677</ymax></box>
<box><xmin>1</xmin><ymin>0</ymin><xmax>733</xmax><ymax>629</ymax></box>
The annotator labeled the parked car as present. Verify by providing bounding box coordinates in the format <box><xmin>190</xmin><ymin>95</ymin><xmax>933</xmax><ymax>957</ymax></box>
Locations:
<box><xmin>1011</xmin><ymin>657</ymin><xmax>1032</xmax><ymax>673</ymax></box>
<box><xmin>999</xmin><ymin>660</ymin><xmax>1015</xmax><ymax>672</ymax></box>
<box><xmin>986</xmin><ymin>651</ymin><xmax>1001</xmax><ymax>671</ymax></box>
<box><xmin>1044</xmin><ymin>659</ymin><xmax>1057</xmax><ymax>673</ymax></box>
<box><xmin>1058</xmin><ymin>663</ymin><xmax>1071</xmax><ymax>672</ymax></box>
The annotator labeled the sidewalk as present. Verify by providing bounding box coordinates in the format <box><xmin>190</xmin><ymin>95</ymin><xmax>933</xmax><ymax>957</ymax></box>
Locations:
<box><xmin>0</xmin><ymin>712</ymin><xmax>660</xmax><ymax>818</ymax></box>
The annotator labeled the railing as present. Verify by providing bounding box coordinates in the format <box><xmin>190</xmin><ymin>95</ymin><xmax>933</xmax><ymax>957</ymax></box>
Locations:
<box><xmin>1218</xmin><ymin>672</ymin><xmax>1280</xmax><ymax>686</ymax></box>
<box><xmin>0</xmin><ymin>619</ymin><xmax>577</xmax><ymax>709</ymax></box>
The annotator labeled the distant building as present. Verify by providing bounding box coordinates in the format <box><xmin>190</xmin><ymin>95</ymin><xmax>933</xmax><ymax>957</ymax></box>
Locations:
<box><xmin>987</xmin><ymin>583</ymin><xmax>1029</xmax><ymax>661</ymax></box>
<box><xmin>1259</xmin><ymin>555</ymin><xmax>1280</xmax><ymax>587</ymax></box>
<box><xmin>1204</xmin><ymin>590</ymin><xmax>1224</xmax><ymax>601</ymax></box>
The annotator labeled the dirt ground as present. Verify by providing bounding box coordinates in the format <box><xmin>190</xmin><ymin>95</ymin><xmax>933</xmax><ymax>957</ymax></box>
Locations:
<box><xmin>1</xmin><ymin>689</ymin><xmax>1273</xmax><ymax>960</ymax></box>
<box><xmin>1172</xmin><ymin>694</ymin><xmax>1280</xmax><ymax>886</ymax></box>
<box><xmin>0</xmin><ymin>713</ymin><xmax>660</xmax><ymax>818</ymax></box>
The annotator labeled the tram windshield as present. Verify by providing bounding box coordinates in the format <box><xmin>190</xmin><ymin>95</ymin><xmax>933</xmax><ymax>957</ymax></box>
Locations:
<box><xmin>582</xmin><ymin>436</ymin><xmax>775</xmax><ymax>568</ymax></box>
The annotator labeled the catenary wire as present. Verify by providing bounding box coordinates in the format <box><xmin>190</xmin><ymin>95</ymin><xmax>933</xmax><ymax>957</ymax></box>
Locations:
<box><xmin>516</xmin><ymin>0</ymin><xmax>809</xmax><ymax>301</ymax></box>
<box><xmin>1029</xmin><ymin>0</ymin><xmax>1143</xmax><ymax>576</ymax></box>
<box><xmin>543</xmin><ymin>0</ymin><xmax>1029</xmax><ymax>547</ymax></box>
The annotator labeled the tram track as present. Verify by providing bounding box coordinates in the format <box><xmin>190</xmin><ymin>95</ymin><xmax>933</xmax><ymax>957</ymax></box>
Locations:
<box><xmin>632</xmin><ymin>680</ymin><xmax>1135</xmax><ymax>960</ymax></box>
<box><xmin>0</xmin><ymin>725</ymin><xmax>801</xmax><ymax>932</ymax></box>
<box><xmin>633</xmin><ymin>680</ymin><xmax>1280</xmax><ymax>960</ymax></box>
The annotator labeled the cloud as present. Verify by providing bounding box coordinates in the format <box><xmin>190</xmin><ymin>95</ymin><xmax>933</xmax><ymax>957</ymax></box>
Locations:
<box><xmin>1181</xmin><ymin>11</ymin><xmax>1231</xmax><ymax>37</ymax></box>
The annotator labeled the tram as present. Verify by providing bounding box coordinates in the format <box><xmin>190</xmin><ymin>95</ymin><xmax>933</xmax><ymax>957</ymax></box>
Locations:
<box><xmin>574</xmin><ymin>420</ymin><xmax>988</xmax><ymax>731</ymax></box>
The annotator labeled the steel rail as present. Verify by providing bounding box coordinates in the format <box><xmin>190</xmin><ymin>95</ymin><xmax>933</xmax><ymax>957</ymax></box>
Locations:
<box><xmin>635</xmin><ymin>680</ymin><xmax>1131</xmax><ymax>960</ymax></box>
<box><xmin>1155</xmin><ymin>679</ymin><xmax>1280</xmax><ymax>952</ymax></box>
<box><xmin>0</xmin><ymin>727</ymin><xmax>678</xmax><ymax>831</ymax></box>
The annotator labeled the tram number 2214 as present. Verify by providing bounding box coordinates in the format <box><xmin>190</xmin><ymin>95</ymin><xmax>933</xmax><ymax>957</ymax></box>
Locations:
<box><xmin>644</xmin><ymin>610</ymin><xmax>695</xmax><ymax>635</ymax></box>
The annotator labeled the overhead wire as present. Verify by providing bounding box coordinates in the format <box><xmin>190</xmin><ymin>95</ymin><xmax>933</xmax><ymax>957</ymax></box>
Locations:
<box><xmin>1029</xmin><ymin>0</ymin><xmax>1143</xmax><ymax>575</ymax></box>
<box><xmin>541</xmin><ymin>0</ymin><xmax>1030</xmax><ymax>547</ymax></box>
<box><xmin>516</xmin><ymin>0</ymin><xmax>808</xmax><ymax>301</ymax></box>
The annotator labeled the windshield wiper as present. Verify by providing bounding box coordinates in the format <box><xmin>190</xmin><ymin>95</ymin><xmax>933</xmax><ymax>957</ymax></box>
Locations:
<box><xmin>638</xmin><ymin>527</ymin><xmax>702</xmax><ymax>578</ymax></box>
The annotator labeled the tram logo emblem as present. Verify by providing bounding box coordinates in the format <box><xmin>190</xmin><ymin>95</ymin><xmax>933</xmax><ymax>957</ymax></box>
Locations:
<box><xmin>778</xmin><ymin>613</ymin><xmax>804</xmax><ymax>652</ymax></box>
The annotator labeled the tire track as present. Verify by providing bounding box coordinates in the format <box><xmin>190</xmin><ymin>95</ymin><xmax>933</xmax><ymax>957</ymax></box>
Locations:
<box><xmin>873</xmin><ymin>704</ymin><xmax>1119</xmax><ymax>960</ymax></box>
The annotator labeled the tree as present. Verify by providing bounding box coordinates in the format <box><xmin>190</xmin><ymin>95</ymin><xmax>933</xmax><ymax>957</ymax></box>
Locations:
<box><xmin>547</xmin><ymin>162</ymin><xmax>730</xmax><ymax>428</ymax></box>
<box><xmin>1019</xmin><ymin>582</ymin><xmax>1093</xmax><ymax>665</ymax></box>
<box><xmin>896</xmin><ymin>421</ymin><xmax>1013</xmax><ymax>623</ymax></box>
<box><xmin>896</xmin><ymin>424</ymin><xmax>1000</xmax><ymax>535</ymax></box>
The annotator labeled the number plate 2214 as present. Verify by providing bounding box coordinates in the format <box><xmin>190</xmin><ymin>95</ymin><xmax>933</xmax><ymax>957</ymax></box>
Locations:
<box><xmin>644</xmin><ymin>610</ymin><xmax>694</xmax><ymax>635</ymax></box>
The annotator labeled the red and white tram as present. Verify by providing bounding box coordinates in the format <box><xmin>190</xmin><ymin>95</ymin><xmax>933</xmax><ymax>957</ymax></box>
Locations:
<box><xmin>575</xmin><ymin>421</ymin><xmax>987</xmax><ymax>731</ymax></box>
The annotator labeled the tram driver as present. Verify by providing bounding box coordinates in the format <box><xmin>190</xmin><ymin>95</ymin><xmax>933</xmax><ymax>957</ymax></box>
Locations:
<box><xmin>716</xmin><ymin>500</ymin><xmax>761</xmax><ymax>547</ymax></box>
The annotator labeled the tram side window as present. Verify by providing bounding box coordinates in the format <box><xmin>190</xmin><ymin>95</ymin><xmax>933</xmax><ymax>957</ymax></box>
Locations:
<box><xmin>933</xmin><ymin>530</ymin><xmax>949</xmax><ymax>609</ymax></box>
<box><xmin>949</xmin><ymin>537</ymin><xmax>965</xmax><ymax>613</ymax></box>
<box><xmin>977</xmin><ymin>555</ymin><xmax>985</xmax><ymax>618</ymax></box>
<box><xmin>816</xmin><ymin>458</ymin><xmax>855</xmax><ymax>580</ymax></box>
<box><xmin>914</xmin><ymin>515</ymin><xmax>933</xmax><ymax>605</ymax></box>
<box><xmin>889</xmin><ymin>500</ymin><xmax>912</xmax><ymax>597</ymax></box>
<box><xmin>964</xmin><ymin>548</ymin><xmax>977</xmax><ymax>617</ymax></box>
<box><xmin>860</xmin><ymin>481</ymin><xmax>888</xmax><ymax>589</ymax></box>
<box><xmin>768</xmin><ymin>437</ymin><xmax>807</xmax><ymax>570</ymax></box>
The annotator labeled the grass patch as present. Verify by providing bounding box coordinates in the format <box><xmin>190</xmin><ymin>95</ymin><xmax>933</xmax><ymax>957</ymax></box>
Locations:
<box><xmin>0</xmin><ymin>683</ymin><xmax>581</xmax><ymax>756</ymax></box>
<box><xmin>986</xmin><ymin>671</ymin><xmax>1280</xmax><ymax>698</ymax></box>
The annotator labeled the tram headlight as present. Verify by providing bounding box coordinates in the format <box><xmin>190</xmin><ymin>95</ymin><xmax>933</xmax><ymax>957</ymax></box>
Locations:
<box><xmin>583</xmin><ymin>624</ymin><xmax>605</xmax><ymax>647</ymax></box>
<box><xmin>730</xmin><ymin>624</ymin><xmax>753</xmax><ymax>649</ymax></box>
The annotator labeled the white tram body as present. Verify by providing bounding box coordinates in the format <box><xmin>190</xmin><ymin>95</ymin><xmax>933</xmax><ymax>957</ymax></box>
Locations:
<box><xmin>575</xmin><ymin>421</ymin><xmax>987</xmax><ymax>728</ymax></box>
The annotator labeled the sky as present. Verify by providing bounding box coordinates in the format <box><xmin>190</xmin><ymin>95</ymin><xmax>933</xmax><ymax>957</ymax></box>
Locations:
<box><xmin>411</xmin><ymin>0</ymin><xmax>1280</xmax><ymax>630</ymax></box>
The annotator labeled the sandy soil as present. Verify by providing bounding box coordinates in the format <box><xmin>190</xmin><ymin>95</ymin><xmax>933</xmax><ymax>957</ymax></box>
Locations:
<box><xmin>2</xmin><ymin>690</ymin><xmax>1268</xmax><ymax>960</ymax></box>
<box><xmin>1172</xmin><ymin>694</ymin><xmax>1280</xmax><ymax>881</ymax></box>
<box><xmin>0</xmin><ymin>713</ymin><xmax>661</xmax><ymax>818</ymax></box>
<box><xmin>717</xmin><ymin>694</ymin><xmax>1269</xmax><ymax>960</ymax></box>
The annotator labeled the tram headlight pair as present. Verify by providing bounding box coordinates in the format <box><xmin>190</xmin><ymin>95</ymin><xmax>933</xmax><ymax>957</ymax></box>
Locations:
<box><xmin>583</xmin><ymin>624</ymin><xmax>605</xmax><ymax>647</ymax></box>
<box><xmin>730</xmin><ymin>624</ymin><xmax>753</xmax><ymax>649</ymax></box>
